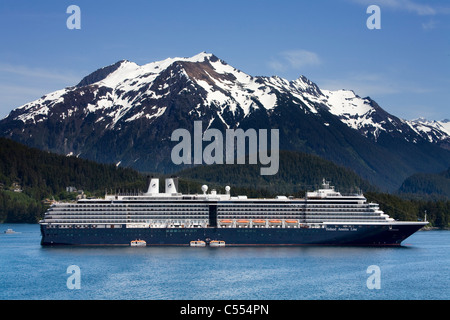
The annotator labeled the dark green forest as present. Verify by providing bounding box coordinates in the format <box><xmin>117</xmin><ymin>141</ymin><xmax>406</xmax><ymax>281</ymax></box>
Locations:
<box><xmin>177</xmin><ymin>151</ymin><xmax>377</xmax><ymax>195</ymax></box>
<box><xmin>0</xmin><ymin>137</ymin><xmax>146</xmax><ymax>223</ymax></box>
<box><xmin>0</xmin><ymin>137</ymin><xmax>449</xmax><ymax>228</ymax></box>
<box><xmin>398</xmin><ymin>167</ymin><xmax>450</xmax><ymax>199</ymax></box>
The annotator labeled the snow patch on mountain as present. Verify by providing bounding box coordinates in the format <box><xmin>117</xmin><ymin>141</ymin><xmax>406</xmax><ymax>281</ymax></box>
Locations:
<box><xmin>184</xmin><ymin>54</ymin><xmax>278</xmax><ymax>116</ymax></box>
<box><xmin>321</xmin><ymin>89</ymin><xmax>387</xmax><ymax>139</ymax></box>
<box><xmin>15</xmin><ymin>88</ymin><xmax>68</xmax><ymax>123</ymax></box>
<box><xmin>406</xmin><ymin>118</ymin><xmax>450</xmax><ymax>144</ymax></box>
<box><xmin>322</xmin><ymin>89</ymin><xmax>372</xmax><ymax>118</ymax></box>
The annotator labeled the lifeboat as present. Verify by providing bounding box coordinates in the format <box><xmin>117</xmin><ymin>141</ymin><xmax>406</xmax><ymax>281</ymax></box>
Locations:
<box><xmin>209</xmin><ymin>240</ymin><xmax>226</xmax><ymax>247</ymax></box>
<box><xmin>269</xmin><ymin>220</ymin><xmax>282</xmax><ymax>224</ymax></box>
<box><xmin>236</xmin><ymin>220</ymin><xmax>250</xmax><ymax>228</ymax></box>
<box><xmin>219</xmin><ymin>220</ymin><xmax>233</xmax><ymax>228</ymax></box>
<box><xmin>252</xmin><ymin>219</ymin><xmax>266</xmax><ymax>224</ymax></box>
<box><xmin>130</xmin><ymin>239</ymin><xmax>146</xmax><ymax>247</ymax></box>
<box><xmin>190</xmin><ymin>240</ymin><xmax>206</xmax><ymax>247</ymax></box>
<box><xmin>285</xmin><ymin>220</ymin><xmax>298</xmax><ymax>228</ymax></box>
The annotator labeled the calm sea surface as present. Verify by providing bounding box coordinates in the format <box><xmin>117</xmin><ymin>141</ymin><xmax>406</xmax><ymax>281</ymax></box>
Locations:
<box><xmin>0</xmin><ymin>223</ymin><xmax>448</xmax><ymax>300</ymax></box>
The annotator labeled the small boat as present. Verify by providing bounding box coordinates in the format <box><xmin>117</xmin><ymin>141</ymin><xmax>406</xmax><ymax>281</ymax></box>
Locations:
<box><xmin>285</xmin><ymin>220</ymin><xmax>299</xmax><ymax>228</ymax></box>
<box><xmin>209</xmin><ymin>240</ymin><xmax>225</xmax><ymax>247</ymax></box>
<box><xmin>219</xmin><ymin>220</ymin><xmax>233</xmax><ymax>227</ymax></box>
<box><xmin>130</xmin><ymin>239</ymin><xmax>146</xmax><ymax>246</ymax></box>
<box><xmin>4</xmin><ymin>229</ymin><xmax>16</xmax><ymax>234</ymax></box>
<box><xmin>252</xmin><ymin>219</ymin><xmax>266</xmax><ymax>225</ymax></box>
<box><xmin>190</xmin><ymin>240</ymin><xmax>206</xmax><ymax>247</ymax></box>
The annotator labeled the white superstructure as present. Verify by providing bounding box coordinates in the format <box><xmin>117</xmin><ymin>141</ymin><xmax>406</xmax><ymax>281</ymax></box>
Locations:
<box><xmin>40</xmin><ymin>178</ymin><xmax>397</xmax><ymax>231</ymax></box>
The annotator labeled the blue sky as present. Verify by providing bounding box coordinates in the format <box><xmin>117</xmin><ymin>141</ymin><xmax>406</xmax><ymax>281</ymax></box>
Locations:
<box><xmin>0</xmin><ymin>0</ymin><xmax>449</xmax><ymax>120</ymax></box>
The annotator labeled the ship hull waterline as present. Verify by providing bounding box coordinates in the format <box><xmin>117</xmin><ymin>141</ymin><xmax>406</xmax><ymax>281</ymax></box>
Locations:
<box><xmin>40</xmin><ymin>222</ymin><xmax>426</xmax><ymax>247</ymax></box>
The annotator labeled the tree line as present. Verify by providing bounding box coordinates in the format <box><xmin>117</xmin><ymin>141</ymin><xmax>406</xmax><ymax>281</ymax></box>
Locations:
<box><xmin>0</xmin><ymin>137</ymin><xmax>146</xmax><ymax>222</ymax></box>
<box><xmin>0</xmin><ymin>137</ymin><xmax>448</xmax><ymax>228</ymax></box>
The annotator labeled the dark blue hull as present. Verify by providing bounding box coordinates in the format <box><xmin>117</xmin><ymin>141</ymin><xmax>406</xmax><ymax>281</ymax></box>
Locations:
<box><xmin>40</xmin><ymin>223</ymin><xmax>425</xmax><ymax>246</ymax></box>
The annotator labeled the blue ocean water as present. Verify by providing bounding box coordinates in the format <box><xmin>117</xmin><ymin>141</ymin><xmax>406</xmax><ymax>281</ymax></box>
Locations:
<box><xmin>0</xmin><ymin>223</ymin><xmax>448</xmax><ymax>300</ymax></box>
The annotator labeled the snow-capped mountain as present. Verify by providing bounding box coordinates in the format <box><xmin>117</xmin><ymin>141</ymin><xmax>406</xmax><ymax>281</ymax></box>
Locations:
<box><xmin>407</xmin><ymin>118</ymin><xmax>450</xmax><ymax>148</ymax></box>
<box><xmin>1</xmin><ymin>52</ymin><xmax>449</xmax><ymax>190</ymax></box>
<box><xmin>320</xmin><ymin>89</ymin><xmax>450</xmax><ymax>148</ymax></box>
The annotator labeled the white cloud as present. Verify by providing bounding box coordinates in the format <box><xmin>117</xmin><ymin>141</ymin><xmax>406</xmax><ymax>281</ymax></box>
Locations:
<box><xmin>348</xmin><ymin>0</ymin><xmax>438</xmax><ymax>15</ymax></box>
<box><xmin>268</xmin><ymin>49</ymin><xmax>321</xmax><ymax>72</ymax></box>
<box><xmin>421</xmin><ymin>19</ymin><xmax>437</xmax><ymax>30</ymax></box>
<box><xmin>0</xmin><ymin>63</ymin><xmax>80</xmax><ymax>83</ymax></box>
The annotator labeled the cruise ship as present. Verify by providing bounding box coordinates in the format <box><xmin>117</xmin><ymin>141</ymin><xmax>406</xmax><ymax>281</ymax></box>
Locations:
<box><xmin>39</xmin><ymin>177</ymin><xmax>427</xmax><ymax>246</ymax></box>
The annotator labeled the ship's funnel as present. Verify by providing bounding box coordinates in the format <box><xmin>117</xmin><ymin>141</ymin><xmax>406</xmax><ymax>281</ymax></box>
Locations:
<box><xmin>146</xmin><ymin>178</ymin><xmax>159</xmax><ymax>194</ymax></box>
<box><xmin>165</xmin><ymin>177</ymin><xmax>178</xmax><ymax>194</ymax></box>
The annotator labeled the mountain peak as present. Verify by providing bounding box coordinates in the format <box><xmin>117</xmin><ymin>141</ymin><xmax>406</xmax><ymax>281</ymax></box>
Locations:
<box><xmin>187</xmin><ymin>51</ymin><xmax>217</xmax><ymax>63</ymax></box>
<box><xmin>76</xmin><ymin>59</ymin><xmax>137</xmax><ymax>88</ymax></box>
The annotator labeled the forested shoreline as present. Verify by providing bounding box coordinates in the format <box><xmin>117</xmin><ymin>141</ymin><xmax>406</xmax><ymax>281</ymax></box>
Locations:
<box><xmin>0</xmin><ymin>138</ymin><xmax>448</xmax><ymax>228</ymax></box>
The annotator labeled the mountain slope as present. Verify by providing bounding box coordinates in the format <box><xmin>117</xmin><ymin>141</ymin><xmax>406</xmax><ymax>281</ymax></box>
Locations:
<box><xmin>1</xmin><ymin>52</ymin><xmax>449</xmax><ymax>191</ymax></box>
<box><xmin>398</xmin><ymin>167</ymin><xmax>450</xmax><ymax>199</ymax></box>
<box><xmin>176</xmin><ymin>150</ymin><xmax>377</xmax><ymax>195</ymax></box>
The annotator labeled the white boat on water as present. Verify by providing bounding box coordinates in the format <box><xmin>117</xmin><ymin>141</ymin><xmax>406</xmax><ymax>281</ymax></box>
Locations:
<box><xmin>130</xmin><ymin>239</ymin><xmax>146</xmax><ymax>247</ymax></box>
<box><xmin>4</xmin><ymin>229</ymin><xmax>16</xmax><ymax>234</ymax></box>
<box><xmin>209</xmin><ymin>240</ymin><xmax>226</xmax><ymax>247</ymax></box>
<box><xmin>190</xmin><ymin>240</ymin><xmax>206</xmax><ymax>247</ymax></box>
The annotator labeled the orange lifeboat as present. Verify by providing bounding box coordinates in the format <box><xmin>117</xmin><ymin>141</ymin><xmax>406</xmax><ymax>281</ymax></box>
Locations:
<box><xmin>130</xmin><ymin>239</ymin><xmax>146</xmax><ymax>247</ymax></box>
<box><xmin>209</xmin><ymin>240</ymin><xmax>226</xmax><ymax>247</ymax></box>
<box><xmin>190</xmin><ymin>240</ymin><xmax>206</xmax><ymax>247</ymax></box>
<box><xmin>269</xmin><ymin>220</ymin><xmax>282</xmax><ymax>224</ymax></box>
<box><xmin>236</xmin><ymin>220</ymin><xmax>250</xmax><ymax>224</ymax></box>
<box><xmin>285</xmin><ymin>220</ymin><xmax>298</xmax><ymax>228</ymax></box>
<box><xmin>252</xmin><ymin>219</ymin><xmax>266</xmax><ymax>224</ymax></box>
<box><xmin>220</xmin><ymin>220</ymin><xmax>233</xmax><ymax>224</ymax></box>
